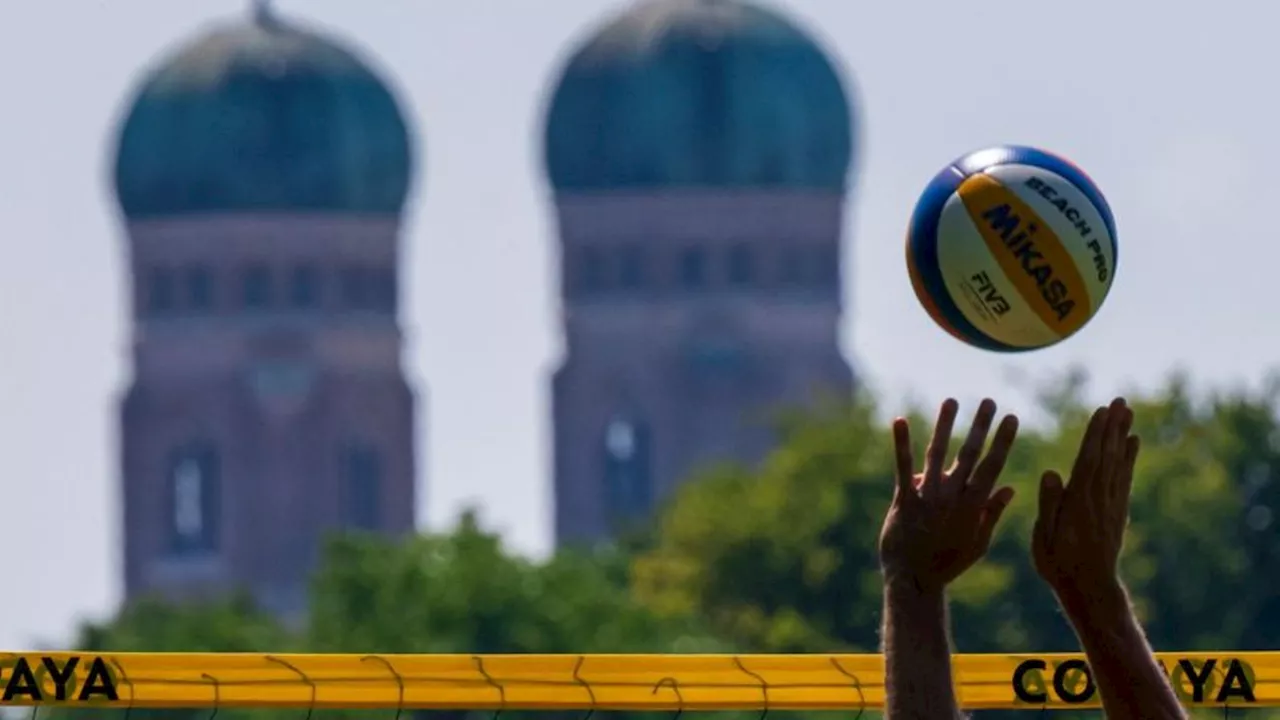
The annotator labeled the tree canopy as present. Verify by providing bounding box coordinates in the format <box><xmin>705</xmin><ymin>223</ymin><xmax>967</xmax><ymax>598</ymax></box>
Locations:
<box><xmin>57</xmin><ymin>371</ymin><xmax>1280</xmax><ymax>719</ymax></box>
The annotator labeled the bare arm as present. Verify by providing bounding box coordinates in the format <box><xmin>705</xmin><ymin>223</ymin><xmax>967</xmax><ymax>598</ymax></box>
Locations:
<box><xmin>882</xmin><ymin>579</ymin><xmax>963</xmax><ymax>720</ymax></box>
<box><xmin>1033</xmin><ymin>400</ymin><xmax>1185</xmax><ymax>720</ymax></box>
<box><xmin>878</xmin><ymin>400</ymin><xmax>1016</xmax><ymax>720</ymax></box>
<box><xmin>1059</xmin><ymin>583</ymin><xmax>1185</xmax><ymax>720</ymax></box>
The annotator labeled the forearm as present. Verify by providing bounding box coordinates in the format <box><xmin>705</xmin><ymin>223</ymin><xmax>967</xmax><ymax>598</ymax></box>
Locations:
<box><xmin>1060</xmin><ymin>583</ymin><xmax>1185</xmax><ymax>720</ymax></box>
<box><xmin>882</xmin><ymin>580</ymin><xmax>963</xmax><ymax>720</ymax></box>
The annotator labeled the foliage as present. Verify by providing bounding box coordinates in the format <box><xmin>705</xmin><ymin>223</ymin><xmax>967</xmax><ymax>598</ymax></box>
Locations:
<box><xmin>47</xmin><ymin>595</ymin><xmax>295</xmax><ymax>720</ymax></box>
<box><xmin>633</xmin><ymin>372</ymin><xmax>1274</xmax><ymax>656</ymax></box>
<box><xmin>632</xmin><ymin>394</ymin><xmax>894</xmax><ymax>653</ymax></box>
<box><xmin>52</xmin><ymin>512</ymin><xmax>719</xmax><ymax>720</ymax></box>
<box><xmin>308</xmin><ymin>510</ymin><xmax>723</xmax><ymax>656</ymax></box>
<box><xmin>633</xmin><ymin>372</ymin><xmax>1280</xmax><ymax>718</ymax></box>
<box><xmin>56</xmin><ymin>370</ymin><xmax>1280</xmax><ymax>719</ymax></box>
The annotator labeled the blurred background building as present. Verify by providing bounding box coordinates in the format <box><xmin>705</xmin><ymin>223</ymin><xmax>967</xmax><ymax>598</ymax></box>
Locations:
<box><xmin>543</xmin><ymin>0</ymin><xmax>858</xmax><ymax>545</ymax></box>
<box><xmin>107</xmin><ymin>0</ymin><xmax>858</xmax><ymax>609</ymax></box>
<box><xmin>112</xmin><ymin>1</ymin><xmax>419</xmax><ymax>616</ymax></box>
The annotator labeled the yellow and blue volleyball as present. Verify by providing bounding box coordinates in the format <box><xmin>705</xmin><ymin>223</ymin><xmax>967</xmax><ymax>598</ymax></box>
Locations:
<box><xmin>906</xmin><ymin>145</ymin><xmax>1117</xmax><ymax>352</ymax></box>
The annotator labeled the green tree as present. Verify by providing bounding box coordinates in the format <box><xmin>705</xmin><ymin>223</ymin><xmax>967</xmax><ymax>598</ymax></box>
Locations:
<box><xmin>308</xmin><ymin>510</ymin><xmax>721</xmax><ymax>656</ymax></box>
<box><xmin>77</xmin><ymin>593</ymin><xmax>296</xmax><ymax>654</ymax></box>
<box><xmin>1201</xmin><ymin>374</ymin><xmax>1280</xmax><ymax>649</ymax></box>
<box><xmin>986</xmin><ymin>372</ymin><xmax>1262</xmax><ymax>655</ymax></box>
<box><xmin>47</xmin><ymin>594</ymin><xmax>295</xmax><ymax>720</ymax></box>
<box><xmin>633</xmin><ymin>373</ymin><xmax>1274</xmax><ymax>717</ymax></box>
<box><xmin>53</xmin><ymin>513</ymin><xmax>718</xmax><ymax>720</ymax></box>
<box><xmin>307</xmin><ymin>511</ymin><xmax>726</xmax><ymax>720</ymax></box>
<box><xmin>52</xmin><ymin>372</ymin><xmax>1280</xmax><ymax>720</ymax></box>
<box><xmin>631</xmin><ymin>394</ymin><xmax>901</xmax><ymax>654</ymax></box>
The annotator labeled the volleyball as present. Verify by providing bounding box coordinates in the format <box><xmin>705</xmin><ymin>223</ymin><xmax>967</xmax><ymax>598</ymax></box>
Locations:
<box><xmin>905</xmin><ymin>145</ymin><xmax>1117</xmax><ymax>352</ymax></box>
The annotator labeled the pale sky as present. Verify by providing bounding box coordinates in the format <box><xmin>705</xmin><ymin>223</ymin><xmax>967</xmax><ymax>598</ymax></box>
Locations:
<box><xmin>0</xmin><ymin>0</ymin><xmax>1276</xmax><ymax>650</ymax></box>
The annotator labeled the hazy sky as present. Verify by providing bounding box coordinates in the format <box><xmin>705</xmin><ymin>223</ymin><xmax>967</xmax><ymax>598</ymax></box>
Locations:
<box><xmin>1</xmin><ymin>0</ymin><xmax>1277</xmax><ymax>649</ymax></box>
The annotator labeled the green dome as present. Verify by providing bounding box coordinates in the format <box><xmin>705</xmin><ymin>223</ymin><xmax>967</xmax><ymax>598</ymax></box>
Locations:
<box><xmin>544</xmin><ymin>0</ymin><xmax>855</xmax><ymax>193</ymax></box>
<box><xmin>114</xmin><ymin>7</ymin><xmax>413</xmax><ymax>219</ymax></box>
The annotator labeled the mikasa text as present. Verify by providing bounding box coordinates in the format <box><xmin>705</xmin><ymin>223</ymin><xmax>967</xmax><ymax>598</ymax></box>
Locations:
<box><xmin>1023</xmin><ymin>176</ymin><xmax>1110</xmax><ymax>282</ymax></box>
<box><xmin>979</xmin><ymin>204</ymin><xmax>1077</xmax><ymax>322</ymax></box>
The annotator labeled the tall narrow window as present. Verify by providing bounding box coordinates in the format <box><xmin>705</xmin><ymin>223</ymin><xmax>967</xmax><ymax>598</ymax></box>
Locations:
<box><xmin>779</xmin><ymin>248</ymin><xmax>805</xmax><ymax>286</ymax></box>
<box><xmin>618</xmin><ymin>245</ymin><xmax>645</xmax><ymax>289</ymax></box>
<box><xmin>371</xmin><ymin>268</ymin><xmax>397</xmax><ymax>313</ymax></box>
<box><xmin>242</xmin><ymin>264</ymin><xmax>272</xmax><ymax>309</ymax></box>
<box><xmin>727</xmin><ymin>244</ymin><xmax>754</xmax><ymax>287</ymax></box>
<box><xmin>818</xmin><ymin>246</ymin><xmax>840</xmax><ymax>288</ymax></box>
<box><xmin>679</xmin><ymin>248</ymin><xmax>707</xmax><ymax>289</ymax></box>
<box><xmin>168</xmin><ymin>444</ymin><xmax>220</xmax><ymax>555</ymax></box>
<box><xmin>341</xmin><ymin>267</ymin><xmax>369</xmax><ymax>309</ymax></box>
<box><xmin>148</xmin><ymin>268</ymin><xmax>174</xmax><ymax>315</ymax></box>
<box><xmin>603</xmin><ymin>417</ymin><xmax>653</xmax><ymax>525</ymax></box>
<box><xmin>342</xmin><ymin>444</ymin><xmax>382</xmax><ymax>530</ymax></box>
<box><xmin>290</xmin><ymin>265</ymin><xmax>318</xmax><ymax>309</ymax></box>
<box><xmin>186</xmin><ymin>265</ymin><xmax>214</xmax><ymax>311</ymax></box>
<box><xmin>579</xmin><ymin>247</ymin><xmax>607</xmax><ymax>294</ymax></box>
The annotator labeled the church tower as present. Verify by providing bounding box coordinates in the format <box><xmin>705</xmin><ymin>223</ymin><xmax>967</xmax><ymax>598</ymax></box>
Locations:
<box><xmin>112</xmin><ymin>4</ymin><xmax>418</xmax><ymax>615</ymax></box>
<box><xmin>543</xmin><ymin>0</ymin><xmax>859</xmax><ymax>545</ymax></box>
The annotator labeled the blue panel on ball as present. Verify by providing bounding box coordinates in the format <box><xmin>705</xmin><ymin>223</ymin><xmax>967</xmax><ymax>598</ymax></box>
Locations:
<box><xmin>907</xmin><ymin>166</ymin><xmax>1022</xmax><ymax>352</ymax></box>
<box><xmin>953</xmin><ymin>145</ymin><xmax>1118</xmax><ymax>268</ymax></box>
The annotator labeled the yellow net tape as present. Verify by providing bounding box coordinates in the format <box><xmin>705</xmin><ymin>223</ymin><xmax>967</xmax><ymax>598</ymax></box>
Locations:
<box><xmin>0</xmin><ymin>652</ymin><xmax>1273</xmax><ymax>712</ymax></box>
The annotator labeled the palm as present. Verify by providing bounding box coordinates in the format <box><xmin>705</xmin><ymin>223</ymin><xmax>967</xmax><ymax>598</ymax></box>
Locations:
<box><xmin>879</xmin><ymin>399</ymin><xmax>1018</xmax><ymax>593</ymax></box>
<box><xmin>1032</xmin><ymin>399</ymin><xmax>1138</xmax><ymax>598</ymax></box>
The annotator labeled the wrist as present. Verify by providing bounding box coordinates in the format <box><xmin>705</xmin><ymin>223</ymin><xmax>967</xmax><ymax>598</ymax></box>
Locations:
<box><xmin>883</xmin><ymin>573</ymin><xmax>952</xmax><ymax>655</ymax></box>
<box><xmin>885</xmin><ymin>572</ymin><xmax>947</xmax><ymax>606</ymax></box>
<box><xmin>1055</xmin><ymin>577</ymin><xmax>1128</xmax><ymax>623</ymax></box>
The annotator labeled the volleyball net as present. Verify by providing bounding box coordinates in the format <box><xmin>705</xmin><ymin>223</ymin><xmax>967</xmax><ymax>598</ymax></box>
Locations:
<box><xmin>0</xmin><ymin>651</ymin><xmax>1277</xmax><ymax>713</ymax></box>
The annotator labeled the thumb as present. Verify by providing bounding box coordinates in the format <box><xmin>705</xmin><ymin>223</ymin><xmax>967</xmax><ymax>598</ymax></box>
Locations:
<box><xmin>974</xmin><ymin>486</ymin><xmax>1016</xmax><ymax>556</ymax></box>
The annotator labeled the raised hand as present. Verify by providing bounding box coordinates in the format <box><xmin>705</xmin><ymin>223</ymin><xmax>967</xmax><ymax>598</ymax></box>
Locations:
<box><xmin>1031</xmin><ymin>397</ymin><xmax>1185</xmax><ymax>720</ymax></box>
<box><xmin>1032</xmin><ymin>397</ymin><xmax>1139</xmax><ymax>605</ymax></box>
<box><xmin>879</xmin><ymin>398</ymin><xmax>1019</xmax><ymax>593</ymax></box>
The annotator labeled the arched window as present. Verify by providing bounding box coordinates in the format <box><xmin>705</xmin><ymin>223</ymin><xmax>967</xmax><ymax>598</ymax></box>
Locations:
<box><xmin>168</xmin><ymin>443</ymin><xmax>220</xmax><ymax>555</ymax></box>
<box><xmin>185</xmin><ymin>265</ymin><xmax>214</xmax><ymax>311</ymax></box>
<box><xmin>342</xmin><ymin>444</ymin><xmax>382</xmax><ymax>530</ymax></box>
<box><xmin>242</xmin><ymin>264</ymin><xmax>273</xmax><ymax>309</ymax></box>
<box><xmin>290</xmin><ymin>265</ymin><xmax>319</xmax><ymax>309</ymax></box>
<box><xmin>147</xmin><ymin>268</ymin><xmax>174</xmax><ymax>315</ymax></box>
<box><xmin>371</xmin><ymin>268</ymin><xmax>398</xmax><ymax>313</ymax></box>
<box><xmin>579</xmin><ymin>247</ymin><xmax>607</xmax><ymax>295</ymax></box>
<box><xmin>679</xmin><ymin>248</ymin><xmax>707</xmax><ymax>289</ymax></box>
<box><xmin>618</xmin><ymin>244</ymin><xmax>646</xmax><ymax>290</ymax></box>
<box><xmin>778</xmin><ymin>247</ymin><xmax>805</xmax><ymax>287</ymax></box>
<box><xmin>728</xmin><ymin>244</ymin><xmax>754</xmax><ymax>287</ymax></box>
<box><xmin>602</xmin><ymin>417</ymin><xmax>653</xmax><ymax>525</ymax></box>
<box><xmin>340</xmin><ymin>266</ymin><xmax>370</xmax><ymax>310</ymax></box>
<box><xmin>817</xmin><ymin>245</ymin><xmax>840</xmax><ymax>289</ymax></box>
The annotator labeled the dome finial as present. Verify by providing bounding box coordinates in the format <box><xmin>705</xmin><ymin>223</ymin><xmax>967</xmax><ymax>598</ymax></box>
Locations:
<box><xmin>251</xmin><ymin>0</ymin><xmax>275</xmax><ymax>24</ymax></box>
